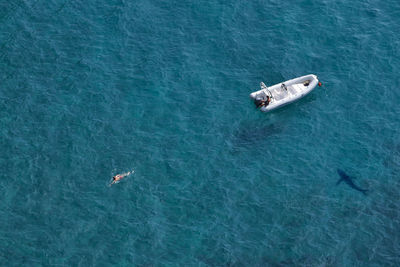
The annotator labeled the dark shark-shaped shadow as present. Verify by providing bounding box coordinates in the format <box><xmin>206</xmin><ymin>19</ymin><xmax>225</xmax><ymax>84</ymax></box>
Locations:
<box><xmin>336</xmin><ymin>169</ymin><xmax>368</xmax><ymax>195</ymax></box>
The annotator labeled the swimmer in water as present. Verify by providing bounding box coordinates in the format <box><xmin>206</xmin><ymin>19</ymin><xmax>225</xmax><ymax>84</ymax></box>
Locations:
<box><xmin>109</xmin><ymin>171</ymin><xmax>133</xmax><ymax>186</ymax></box>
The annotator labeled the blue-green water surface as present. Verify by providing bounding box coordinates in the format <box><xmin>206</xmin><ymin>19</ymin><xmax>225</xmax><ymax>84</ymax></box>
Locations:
<box><xmin>1</xmin><ymin>0</ymin><xmax>399</xmax><ymax>265</ymax></box>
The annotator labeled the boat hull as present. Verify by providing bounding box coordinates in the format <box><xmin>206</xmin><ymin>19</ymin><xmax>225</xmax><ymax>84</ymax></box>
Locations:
<box><xmin>250</xmin><ymin>74</ymin><xmax>319</xmax><ymax>112</ymax></box>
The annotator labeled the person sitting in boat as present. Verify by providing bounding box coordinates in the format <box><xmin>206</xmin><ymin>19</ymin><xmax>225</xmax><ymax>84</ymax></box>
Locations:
<box><xmin>281</xmin><ymin>83</ymin><xmax>288</xmax><ymax>91</ymax></box>
<box><xmin>254</xmin><ymin>97</ymin><xmax>263</xmax><ymax>108</ymax></box>
<box><xmin>303</xmin><ymin>80</ymin><xmax>310</xmax><ymax>86</ymax></box>
<box><xmin>255</xmin><ymin>96</ymin><xmax>271</xmax><ymax>108</ymax></box>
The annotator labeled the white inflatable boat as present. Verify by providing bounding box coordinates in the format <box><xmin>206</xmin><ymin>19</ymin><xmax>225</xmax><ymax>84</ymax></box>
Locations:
<box><xmin>250</xmin><ymin>74</ymin><xmax>321</xmax><ymax>112</ymax></box>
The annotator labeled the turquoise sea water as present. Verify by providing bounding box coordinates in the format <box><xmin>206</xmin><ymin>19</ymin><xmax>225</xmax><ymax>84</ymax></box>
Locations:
<box><xmin>1</xmin><ymin>0</ymin><xmax>400</xmax><ymax>265</ymax></box>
